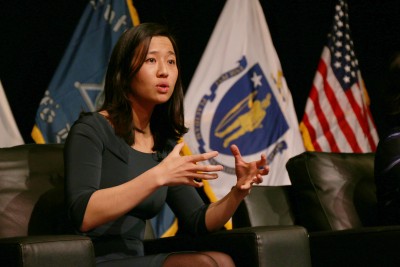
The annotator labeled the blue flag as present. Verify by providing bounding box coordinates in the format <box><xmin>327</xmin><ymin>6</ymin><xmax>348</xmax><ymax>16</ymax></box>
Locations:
<box><xmin>32</xmin><ymin>0</ymin><xmax>139</xmax><ymax>143</ymax></box>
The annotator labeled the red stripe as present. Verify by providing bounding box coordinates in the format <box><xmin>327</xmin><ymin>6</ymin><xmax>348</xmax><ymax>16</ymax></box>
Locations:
<box><xmin>308</xmin><ymin>59</ymin><xmax>339</xmax><ymax>152</ymax></box>
<box><xmin>366</xmin><ymin>108</ymin><xmax>378</xmax><ymax>151</ymax></box>
<box><xmin>321</xmin><ymin>60</ymin><xmax>363</xmax><ymax>152</ymax></box>
<box><xmin>344</xmin><ymin>84</ymin><xmax>377</xmax><ymax>152</ymax></box>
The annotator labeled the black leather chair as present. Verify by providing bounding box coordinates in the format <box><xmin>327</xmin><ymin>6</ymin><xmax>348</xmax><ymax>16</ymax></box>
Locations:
<box><xmin>0</xmin><ymin>144</ymin><xmax>94</xmax><ymax>267</ymax></box>
<box><xmin>233</xmin><ymin>151</ymin><xmax>400</xmax><ymax>267</ymax></box>
<box><xmin>286</xmin><ymin>151</ymin><xmax>400</xmax><ymax>267</ymax></box>
<box><xmin>286</xmin><ymin>152</ymin><xmax>377</xmax><ymax>231</ymax></box>
<box><xmin>233</xmin><ymin>186</ymin><xmax>295</xmax><ymax>228</ymax></box>
<box><xmin>0</xmin><ymin>144</ymin><xmax>312</xmax><ymax>267</ymax></box>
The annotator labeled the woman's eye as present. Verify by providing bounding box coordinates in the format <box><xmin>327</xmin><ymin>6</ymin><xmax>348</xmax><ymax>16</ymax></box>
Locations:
<box><xmin>146</xmin><ymin>58</ymin><xmax>156</xmax><ymax>63</ymax></box>
<box><xmin>168</xmin><ymin>59</ymin><xmax>176</xmax><ymax>65</ymax></box>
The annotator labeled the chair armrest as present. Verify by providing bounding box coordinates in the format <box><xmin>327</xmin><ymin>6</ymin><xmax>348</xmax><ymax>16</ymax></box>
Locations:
<box><xmin>144</xmin><ymin>225</ymin><xmax>311</xmax><ymax>267</ymax></box>
<box><xmin>0</xmin><ymin>235</ymin><xmax>95</xmax><ymax>267</ymax></box>
<box><xmin>309</xmin><ymin>225</ymin><xmax>400</xmax><ymax>267</ymax></box>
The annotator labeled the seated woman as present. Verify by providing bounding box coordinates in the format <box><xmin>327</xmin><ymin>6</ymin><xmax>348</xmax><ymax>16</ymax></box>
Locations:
<box><xmin>64</xmin><ymin>23</ymin><xmax>269</xmax><ymax>267</ymax></box>
<box><xmin>375</xmin><ymin>52</ymin><xmax>400</xmax><ymax>225</ymax></box>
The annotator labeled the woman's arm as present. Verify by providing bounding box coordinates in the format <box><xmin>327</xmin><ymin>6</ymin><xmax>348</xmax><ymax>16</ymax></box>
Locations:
<box><xmin>67</xmin><ymin>132</ymin><xmax>222</xmax><ymax>232</ymax></box>
<box><xmin>65</xmin><ymin>122</ymin><xmax>164</xmax><ymax>232</ymax></box>
<box><xmin>80</xmin><ymin>168</ymin><xmax>162</xmax><ymax>232</ymax></box>
<box><xmin>204</xmin><ymin>144</ymin><xmax>269</xmax><ymax>231</ymax></box>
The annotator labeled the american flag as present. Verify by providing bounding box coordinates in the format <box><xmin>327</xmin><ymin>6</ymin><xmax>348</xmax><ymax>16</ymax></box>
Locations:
<box><xmin>300</xmin><ymin>0</ymin><xmax>379</xmax><ymax>152</ymax></box>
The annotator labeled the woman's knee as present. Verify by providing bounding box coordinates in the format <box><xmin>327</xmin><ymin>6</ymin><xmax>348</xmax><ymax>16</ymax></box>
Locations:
<box><xmin>163</xmin><ymin>252</ymin><xmax>218</xmax><ymax>267</ymax></box>
<box><xmin>163</xmin><ymin>251</ymin><xmax>235</xmax><ymax>267</ymax></box>
<box><xmin>200</xmin><ymin>251</ymin><xmax>235</xmax><ymax>267</ymax></box>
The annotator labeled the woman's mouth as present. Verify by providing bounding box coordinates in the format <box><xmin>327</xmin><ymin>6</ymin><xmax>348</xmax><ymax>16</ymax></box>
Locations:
<box><xmin>156</xmin><ymin>83</ymin><xmax>169</xmax><ymax>93</ymax></box>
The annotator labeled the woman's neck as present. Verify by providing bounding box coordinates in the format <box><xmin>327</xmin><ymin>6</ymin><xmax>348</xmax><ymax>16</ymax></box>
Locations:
<box><xmin>132</xmin><ymin>130</ymin><xmax>154</xmax><ymax>153</ymax></box>
<box><xmin>131</xmin><ymin>102</ymin><xmax>154</xmax><ymax>153</ymax></box>
<box><xmin>132</xmin><ymin>110</ymin><xmax>151</xmax><ymax>134</ymax></box>
<box><xmin>131</xmin><ymin>97</ymin><xmax>154</xmax><ymax>130</ymax></box>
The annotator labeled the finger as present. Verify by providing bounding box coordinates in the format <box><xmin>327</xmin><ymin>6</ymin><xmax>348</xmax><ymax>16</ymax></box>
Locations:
<box><xmin>256</xmin><ymin>153</ymin><xmax>267</xmax><ymax>168</ymax></box>
<box><xmin>173</xmin><ymin>142</ymin><xmax>185</xmax><ymax>156</ymax></box>
<box><xmin>189</xmin><ymin>172</ymin><xmax>219</xmax><ymax>180</ymax></box>
<box><xmin>193</xmin><ymin>164</ymin><xmax>224</xmax><ymax>172</ymax></box>
<box><xmin>187</xmin><ymin>150</ymin><xmax>219</xmax><ymax>163</ymax></box>
<box><xmin>253</xmin><ymin>174</ymin><xmax>263</xmax><ymax>184</ymax></box>
<box><xmin>239</xmin><ymin>181</ymin><xmax>252</xmax><ymax>190</ymax></box>
<box><xmin>189</xmin><ymin>178</ymin><xmax>204</xmax><ymax>188</ymax></box>
<box><xmin>180</xmin><ymin>177</ymin><xmax>204</xmax><ymax>188</ymax></box>
<box><xmin>230</xmin><ymin>144</ymin><xmax>242</xmax><ymax>160</ymax></box>
<box><xmin>258</xmin><ymin>165</ymin><xmax>269</xmax><ymax>175</ymax></box>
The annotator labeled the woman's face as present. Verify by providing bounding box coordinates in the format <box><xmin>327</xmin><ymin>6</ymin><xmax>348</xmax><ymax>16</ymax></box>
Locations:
<box><xmin>130</xmin><ymin>36</ymin><xmax>178</xmax><ymax>108</ymax></box>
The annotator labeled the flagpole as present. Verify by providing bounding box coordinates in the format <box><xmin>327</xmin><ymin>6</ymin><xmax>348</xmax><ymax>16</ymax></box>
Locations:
<box><xmin>126</xmin><ymin>0</ymin><xmax>140</xmax><ymax>26</ymax></box>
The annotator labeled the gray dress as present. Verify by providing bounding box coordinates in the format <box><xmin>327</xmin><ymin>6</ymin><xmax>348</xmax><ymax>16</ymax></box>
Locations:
<box><xmin>64</xmin><ymin>112</ymin><xmax>209</xmax><ymax>266</ymax></box>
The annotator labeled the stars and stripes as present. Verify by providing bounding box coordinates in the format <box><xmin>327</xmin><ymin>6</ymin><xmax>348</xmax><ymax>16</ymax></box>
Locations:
<box><xmin>300</xmin><ymin>0</ymin><xmax>379</xmax><ymax>153</ymax></box>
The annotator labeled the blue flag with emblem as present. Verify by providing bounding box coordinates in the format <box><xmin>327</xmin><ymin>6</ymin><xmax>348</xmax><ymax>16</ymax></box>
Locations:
<box><xmin>184</xmin><ymin>0</ymin><xmax>305</xmax><ymax>208</ymax></box>
<box><xmin>32</xmin><ymin>0</ymin><xmax>139</xmax><ymax>144</ymax></box>
<box><xmin>31</xmin><ymin>0</ymin><xmax>176</xmax><ymax>239</ymax></box>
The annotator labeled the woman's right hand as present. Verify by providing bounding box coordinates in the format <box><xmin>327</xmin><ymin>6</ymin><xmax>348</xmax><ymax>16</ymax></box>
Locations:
<box><xmin>156</xmin><ymin>142</ymin><xmax>223</xmax><ymax>187</ymax></box>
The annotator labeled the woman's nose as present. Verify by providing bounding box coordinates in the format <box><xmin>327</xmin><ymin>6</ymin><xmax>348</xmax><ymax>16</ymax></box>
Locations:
<box><xmin>157</xmin><ymin>62</ymin><xmax>168</xmax><ymax>77</ymax></box>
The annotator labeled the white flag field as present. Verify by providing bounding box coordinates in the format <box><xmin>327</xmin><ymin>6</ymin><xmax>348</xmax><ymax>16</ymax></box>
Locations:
<box><xmin>0</xmin><ymin>80</ymin><xmax>24</xmax><ymax>148</ymax></box>
<box><xmin>184</xmin><ymin>0</ymin><xmax>305</xmax><ymax>200</ymax></box>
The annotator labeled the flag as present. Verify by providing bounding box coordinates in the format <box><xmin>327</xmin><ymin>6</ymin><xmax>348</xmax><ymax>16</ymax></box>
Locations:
<box><xmin>300</xmin><ymin>0</ymin><xmax>379</xmax><ymax>152</ymax></box>
<box><xmin>30</xmin><ymin>0</ymin><xmax>177</xmax><ymax>239</ymax></box>
<box><xmin>184</xmin><ymin>0</ymin><xmax>305</xmax><ymax>206</ymax></box>
<box><xmin>0</xmin><ymin>80</ymin><xmax>24</xmax><ymax>147</ymax></box>
<box><xmin>32</xmin><ymin>0</ymin><xmax>139</xmax><ymax>144</ymax></box>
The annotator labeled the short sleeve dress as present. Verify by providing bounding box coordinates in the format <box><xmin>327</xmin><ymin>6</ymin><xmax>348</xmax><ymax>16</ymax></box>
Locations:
<box><xmin>64</xmin><ymin>112</ymin><xmax>209</xmax><ymax>266</ymax></box>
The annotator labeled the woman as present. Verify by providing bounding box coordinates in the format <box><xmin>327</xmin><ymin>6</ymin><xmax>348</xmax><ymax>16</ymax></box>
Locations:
<box><xmin>65</xmin><ymin>23</ymin><xmax>269</xmax><ymax>267</ymax></box>
<box><xmin>375</xmin><ymin>52</ymin><xmax>400</xmax><ymax>225</ymax></box>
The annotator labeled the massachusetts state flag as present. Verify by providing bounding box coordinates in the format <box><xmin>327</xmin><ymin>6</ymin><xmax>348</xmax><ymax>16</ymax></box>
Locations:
<box><xmin>32</xmin><ymin>0</ymin><xmax>139</xmax><ymax>144</ymax></box>
<box><xmin>300</xmin><ymin>0</ymin><xmax>379</xmax><ymax>152</ymax></box>
<box><xmin>184</xmin><ymin>0</ymin><xmax>305</xmax><ymax>202</ymax></box>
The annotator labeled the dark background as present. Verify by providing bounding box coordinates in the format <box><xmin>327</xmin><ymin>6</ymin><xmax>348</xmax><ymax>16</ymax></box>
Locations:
<box><xmin>1</xmin><ymin>0</ymin><xmax>399</xmax><ymax>144</ymax></box>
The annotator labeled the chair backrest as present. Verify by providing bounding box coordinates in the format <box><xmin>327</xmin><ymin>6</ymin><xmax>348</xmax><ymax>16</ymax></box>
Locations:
<box><xmin>0</xmin><ymin>144</ymin><xmax>74</xmax><ymax>238</ymax></box>
<box><xmin>0</xmin><ymin>144</ymin><xmax>171</xmax><ymax>241</ymax></box>
<box><xmin>232</xmin><ymin>186</ymin><xmax>295</xmax><ymax>228</ymax></box>
<box><xmin>286</xmin><ymin>151</ymin><xmax>376</xmax><ymax>232</ymax></box>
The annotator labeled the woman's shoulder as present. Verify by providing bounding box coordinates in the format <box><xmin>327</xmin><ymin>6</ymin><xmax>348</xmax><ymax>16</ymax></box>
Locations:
<box><xmin>68</xmin><ymin>112</ymin><xmax>129</xmax><ymax>156</ymax></box>
<box><xmin>68</xmin><ymin>112</ymin><xmax>116</xmax><ymax>141</ymax></box>
<box><xmin>73</xmin><ymin>112</ymin><xmax>110</xmax><ymax>129</ymax></box>
<box><xmin>69</xmin><ymin>113</ymin><xmax>178</xmax><ymax>157</ymax></box>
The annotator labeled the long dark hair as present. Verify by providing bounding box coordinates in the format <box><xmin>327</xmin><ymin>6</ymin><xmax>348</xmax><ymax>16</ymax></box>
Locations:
<box><xmin>99</xmin><ymin>23</ymin><xmax>188</xmax><ymax>153</ymax></box>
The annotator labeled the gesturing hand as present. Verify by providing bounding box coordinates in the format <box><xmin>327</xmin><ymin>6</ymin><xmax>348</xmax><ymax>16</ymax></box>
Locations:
<box><xmin>230</xmin><ymin>144</ymin><xmax>269</xmax><ymax>193</ymax></box>
<box><xmin>157</xmin><ymin>142</ymin><xmax>223</xmax><ymax>187</ymax></box>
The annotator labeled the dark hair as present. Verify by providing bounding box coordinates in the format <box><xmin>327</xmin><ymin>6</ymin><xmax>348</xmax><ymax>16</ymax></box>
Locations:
<box><xmin>99</xmin><ymin>23</ymin><xmax>188</xmax><ymax>153</ymax></box>
<box><xmin>384</xmin><ymin>52</ymin><xmax>400</xmax><ymax>127</ymax></box>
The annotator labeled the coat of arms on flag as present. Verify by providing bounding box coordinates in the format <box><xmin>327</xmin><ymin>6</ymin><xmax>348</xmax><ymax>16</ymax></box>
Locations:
<box><xmin>195</xmin><ymin>59</ymin><xmax>290</xmax><ymax>173</ymax></box>
<box><xmin>184</xmin><ymin>0</ymin><xmax>305</xmax><ymax>201</ymax></box>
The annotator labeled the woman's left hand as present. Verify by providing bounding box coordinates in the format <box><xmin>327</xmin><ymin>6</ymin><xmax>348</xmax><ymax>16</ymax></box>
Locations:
<box><xmin>230</xmin><ymin>144</ymin><xmax>269</xmax><ymax>194</ymax></box>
